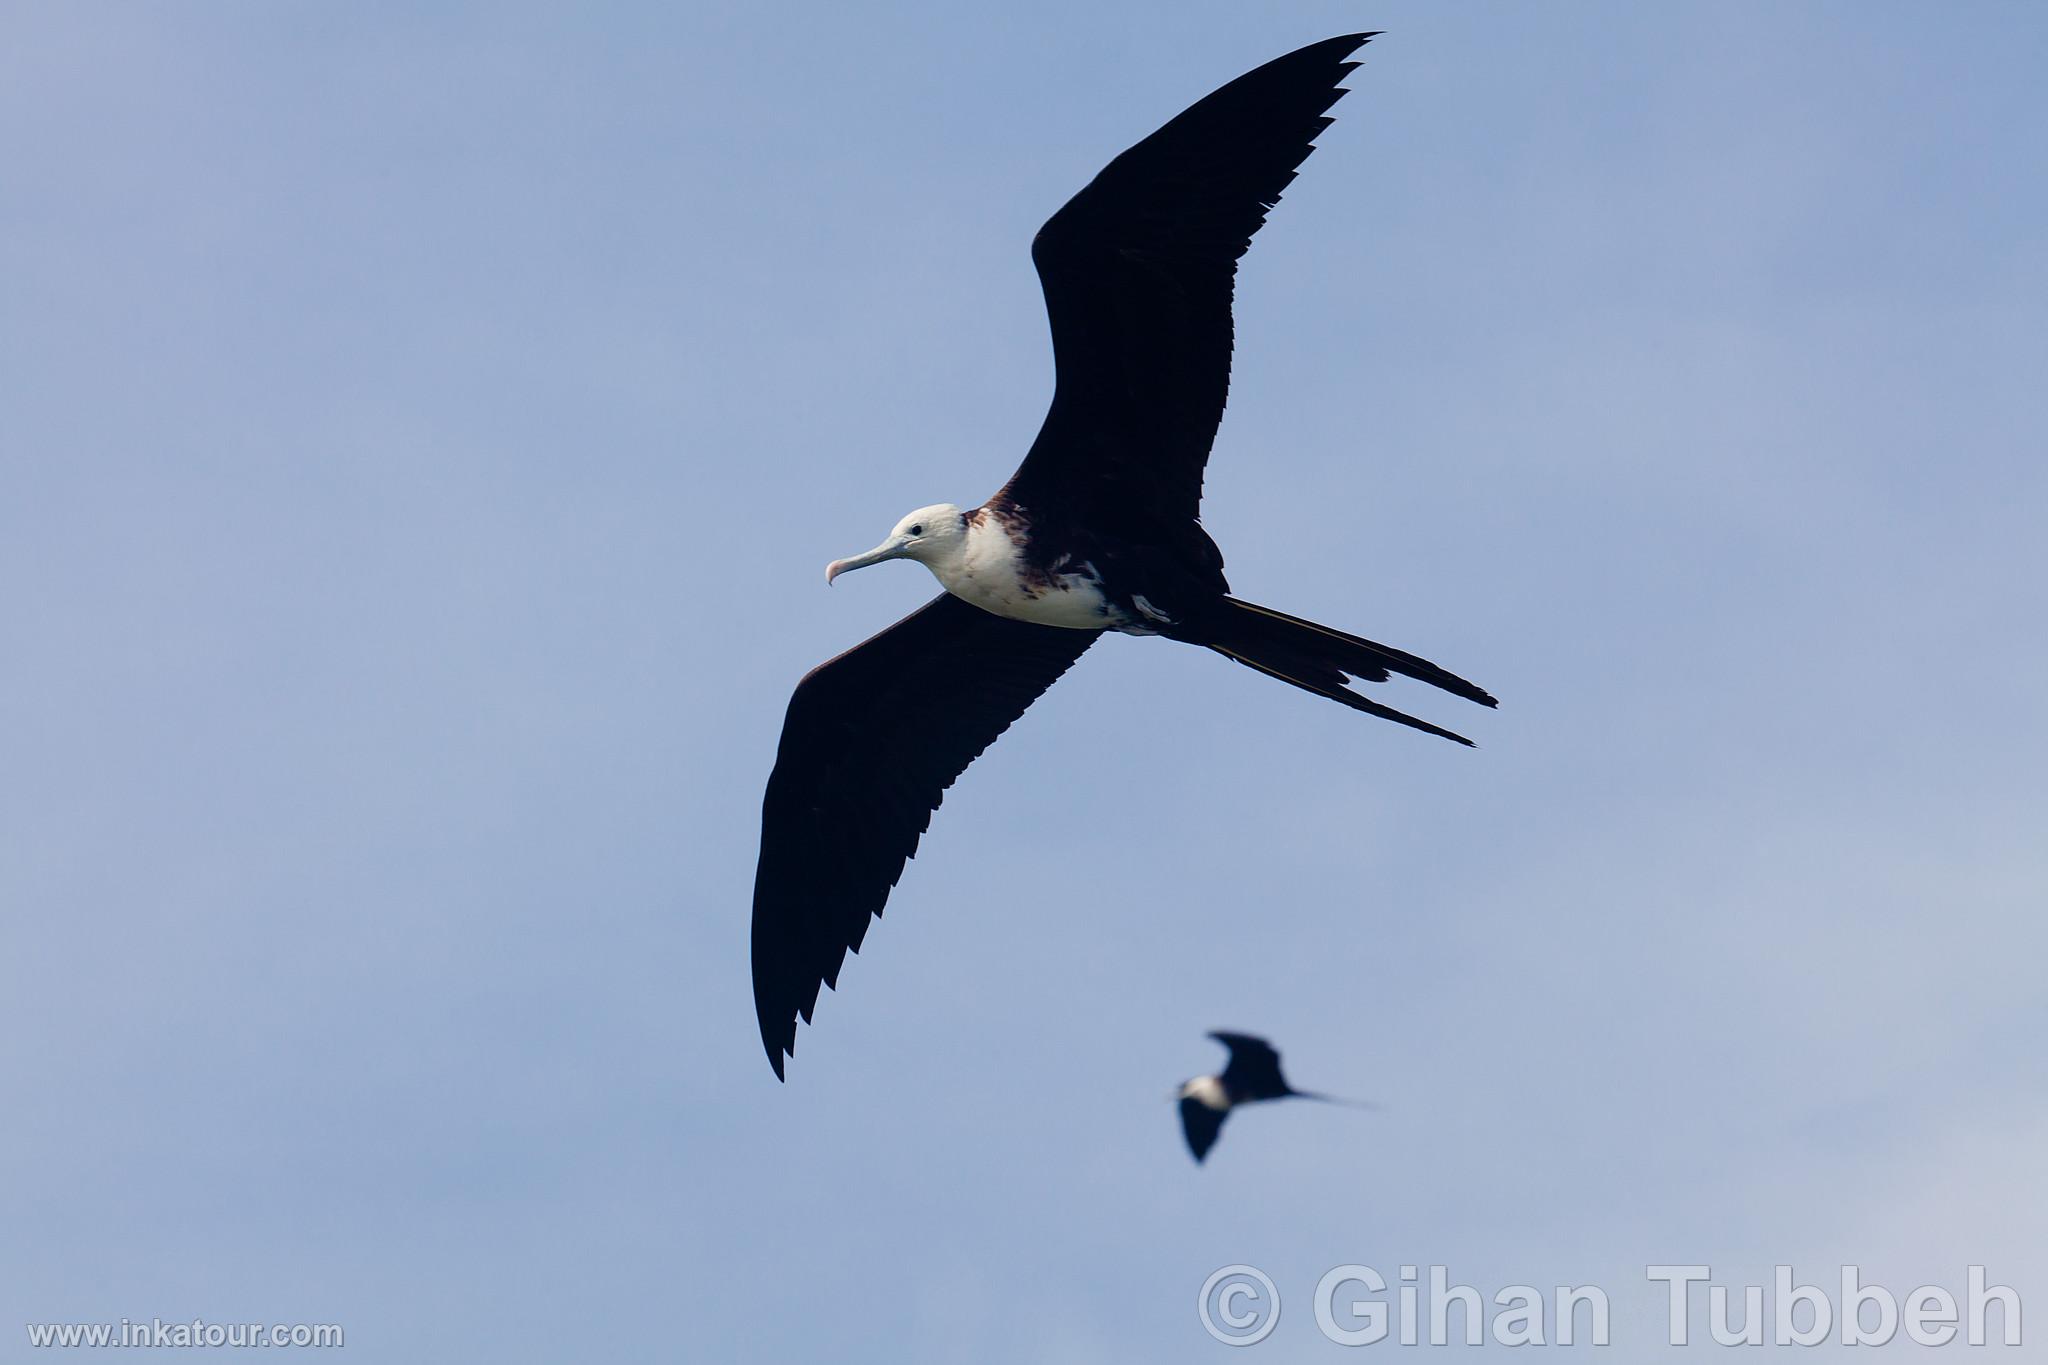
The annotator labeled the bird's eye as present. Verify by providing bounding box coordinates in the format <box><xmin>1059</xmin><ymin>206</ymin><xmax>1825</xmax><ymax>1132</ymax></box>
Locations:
<box><xmin>908</xmin><ymin>523</ymin><xmax>925</xmax><ymax>536</ymax></box>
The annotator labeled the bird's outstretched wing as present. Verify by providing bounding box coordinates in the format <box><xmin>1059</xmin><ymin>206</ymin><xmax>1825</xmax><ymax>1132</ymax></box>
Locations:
<box><xmin>1211</xmin><ymin>1030</ymin><xmax>1289</xmax><ymax>1099</ymax></box>
<box><xmin>999</xmin><ymin>33</ymin><xmax>1376</xmax><ymax>532</ymax></box>
<box><xmin>752</xmin><ymin>594</ymin><xmax>1100</xmax><ymax>1078</ymax></box>
<box><xmin>1180</xmin><ymin>1096</ymin><xmax>1229</xmax><ymax>1163</ymax></box>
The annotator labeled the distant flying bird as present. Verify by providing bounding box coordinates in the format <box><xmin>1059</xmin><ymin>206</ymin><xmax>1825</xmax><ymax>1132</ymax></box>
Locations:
<box><xmin>753</xmin><ymin>34</ymin><xmax>1496</xmax><ymax>1078</ymax></box>
<box><xmin>1178</xmin><ymin>1031</ymin><xmax>1364</xmax><ymax>1163</ymax></box>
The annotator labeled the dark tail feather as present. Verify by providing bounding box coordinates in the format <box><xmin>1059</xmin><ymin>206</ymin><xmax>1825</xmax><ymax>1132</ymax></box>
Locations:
<box><xmin>1220</xmin><ymin>598</ymin><xmax>1498</xmax><ymax>705</ymax></box>
<box><xmin>1288</xmin><ymin>1089</ymin><xmax>1379</xmax><ymax>1109</ymax></box>
<box><xmin>1189</xmin><ymin>596</ymin><xmax>1495</xmax><ymax>746</ymax></box>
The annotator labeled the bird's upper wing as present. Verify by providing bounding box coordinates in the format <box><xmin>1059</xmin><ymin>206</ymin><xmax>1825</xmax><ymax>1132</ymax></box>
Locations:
<box><xmin>1179</xmin><ymin>1096</ymin><xmax>1228</xmax><ymax>1163</ymax></box>
<box><xmin>998</xmin><ymin>34</ymin><xmax>1376</xmax><ymax>531</ymax></box>
<box><xmin>752</xmin><ymin>593</ymin><xmax>1100</xmax><ymax>1078</ymax></box>
<box><xmin>1211</xmin><ymin>1031</ymin><xmax>1286</xmax><ymax>1094</ymax></box>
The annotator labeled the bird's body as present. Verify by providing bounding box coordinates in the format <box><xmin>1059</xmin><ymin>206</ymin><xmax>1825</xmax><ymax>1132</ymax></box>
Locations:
<box><xmin>1178</xmin><ymin>1031</ymin><xmax>1360</xmax><ymax>1163</ymax></box>
<box><xmin>929</xmin><ymin>506</ymin><xmax>1135</xmax><ymax>632</ymax></box>
<box><xmin>753</xmin><ymin>34</ymin><xmax>1498</xmax><ymax>1078</ymax></box>
<box><xmin>834</xmin><ymin>502</ymin><xmax>1210</xmax><ymax>634</ymax></box>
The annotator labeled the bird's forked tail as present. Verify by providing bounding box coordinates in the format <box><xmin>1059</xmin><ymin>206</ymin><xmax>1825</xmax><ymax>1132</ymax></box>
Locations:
<box><xmin>1287</xmin><ymin>1088</ymin><xmax>1379</xmax><ymax>1109</ymax></box>
<box><xmin>1187</xmin><ymin>596</ymin><xmax>1496</xmax><ymax>745</ymax></box>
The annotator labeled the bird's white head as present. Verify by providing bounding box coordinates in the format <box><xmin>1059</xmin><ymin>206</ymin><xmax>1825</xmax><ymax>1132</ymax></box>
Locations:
<box><xmin>1178</xmin><ymin>1074</ymin><xmax>1231</xmax><ymax>1110</ymax></box>
<box><xmin>825</xmin><ymin>503</ymin><xmax>970</xmax><ymax>585</ymax></box>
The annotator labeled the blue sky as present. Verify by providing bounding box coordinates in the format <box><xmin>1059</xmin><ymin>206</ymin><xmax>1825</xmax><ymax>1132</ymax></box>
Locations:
<box><xmin>4</xmin><ymin>2</ymin><xmax>2043</xmax><ymax>1359</ymax></box>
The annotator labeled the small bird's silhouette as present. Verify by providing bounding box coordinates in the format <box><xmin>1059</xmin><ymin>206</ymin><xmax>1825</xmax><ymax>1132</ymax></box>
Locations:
<box><xmin>1177</xmin><ymin>1032</ymin><xmax>1369</xmax><ymax>1162</ymax></box>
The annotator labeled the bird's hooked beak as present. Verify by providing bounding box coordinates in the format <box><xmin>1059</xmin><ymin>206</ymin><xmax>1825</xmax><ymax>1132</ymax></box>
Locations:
<box><xmin>825</xmin><ymin>534</ymin><xmax>913</xmax><ymax>585</ymax></box>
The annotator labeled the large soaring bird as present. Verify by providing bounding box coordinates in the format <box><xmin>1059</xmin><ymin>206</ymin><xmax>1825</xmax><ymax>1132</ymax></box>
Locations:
<box><xmin>1178</xmin><ymin>1032</ymin><xmax>1366</xmax><ymax>1163</ymax></box>
<box><xmin>753</xmin><ymin>35</ymin><xmax>1495</xmax><ymax>1077</ymax></box>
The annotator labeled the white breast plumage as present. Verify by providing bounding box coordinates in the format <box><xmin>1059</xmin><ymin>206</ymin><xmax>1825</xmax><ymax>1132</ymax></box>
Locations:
<box><xmin>933</xmin><ymin>517</ymin><xmax>1119</xmax><ymax>630</ymax></box>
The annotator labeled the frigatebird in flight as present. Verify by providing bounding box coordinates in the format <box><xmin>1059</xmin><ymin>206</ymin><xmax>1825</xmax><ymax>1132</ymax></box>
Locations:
<box><xmin>753</xmin><ymin>34</ymin><xmax>1495</xmax><ymax>1078</ymax></box>
<box><xmin>1178</xmin><ymin>1032</ymin><xmax>1366</xmax><ymax>1163</ymax></box>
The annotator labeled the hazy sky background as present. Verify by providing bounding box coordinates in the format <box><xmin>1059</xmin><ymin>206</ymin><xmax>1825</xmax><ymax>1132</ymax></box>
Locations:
<box><xmin>4</xmin><ymin>2</ymin><xmax>2043</xmax><ymax>1359</ymax></box>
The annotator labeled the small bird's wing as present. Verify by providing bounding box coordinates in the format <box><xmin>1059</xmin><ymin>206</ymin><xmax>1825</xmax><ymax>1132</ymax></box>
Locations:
<box><xmin>1180</xmin><ymin>1096</ymin><xmax>1228</xmax><ymax>1163</ymax></box>
<box><xmin>999</xmin><ymin>34</ymin><xmax>1376</xmax><ymax>531</ymax></box>
<box><xmin>1211</xmin><ymin>1031</ymin><xmax>1290</xmax><ymax>1099</ymax></box>
<box><xmin>752</xmin><ymin>594</ymin><xmax>1100</xmax><ymax>1079</ymax></box>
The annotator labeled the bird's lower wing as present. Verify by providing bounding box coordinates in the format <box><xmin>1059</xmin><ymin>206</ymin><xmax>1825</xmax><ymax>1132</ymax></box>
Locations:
<box><xmin>1180</xmin><ymin>1097</ymin><xmax>1228</xmax><ymax>1163</ymax></box>
<box><xmin>752</xmin><ymin>594</ymin><xmax>1100</xmax><ymax>1079</ymax></box>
